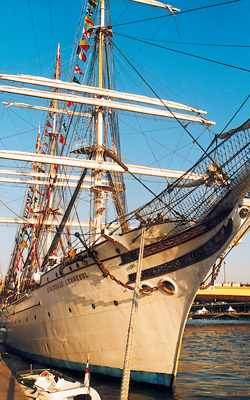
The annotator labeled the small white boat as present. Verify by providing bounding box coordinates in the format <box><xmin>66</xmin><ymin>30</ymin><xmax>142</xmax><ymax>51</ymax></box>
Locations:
<box><xmin>17</xmin><ymin>368</ymin><xmax>101</xmax><ymax>400</ymax></box>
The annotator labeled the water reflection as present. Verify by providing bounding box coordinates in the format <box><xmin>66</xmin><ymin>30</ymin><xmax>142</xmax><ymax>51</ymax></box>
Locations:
<box><xmin>2</xmin><ymin>320</ymin><xmax>250</xmax><ymax>399</ymax></box>
<box><xmin>174</xmin><ymin>320</ymin><xmax>250</xmax><ymax>399</ymax></box>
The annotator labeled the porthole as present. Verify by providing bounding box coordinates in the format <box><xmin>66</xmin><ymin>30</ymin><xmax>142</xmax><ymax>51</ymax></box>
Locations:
<box><xmin>26</xmin><ymin>318</ymin><xmax>28</xmax><ymax>322</ymax></box>
<box><xmin>69</xmin><ymin>266</ymin><xmax>72</xmax><ymax>271</ymax></box>
<box><xmin>92</xmin><ymin>304</ymin><xmax>95</xmax><ymax>309</ymax></box>
<box><xmin>19</xmin><ymin>320</ymin><xmax>20</xmax><ymax>323</ymax></box>
<box><xmin>34</xmin><ymin>315</ymin><xmax>36</xmax><ymax>320</ymax></box>
<box><xmin>114</xmin><ymin>300</ymin><xmax>118</xmax><ymax>306</ymax></box>
<box><xmin>115</xmin><ymin>248</ymin><xmax>121</xmax><ymax>254</ymax></box>
<box><xmin>240</xmin><ymin>208</ymin><xmax>249</xmax><ymax>219</ymax></box>
<box><xmin>56</xmin><ymin>272</ymin><xmax>58</xmax><ymax>277</ymax></box>
<box><xmin>76</xmin><ymin>263</ymin><xmax>80</xmax><ymax>269</ymax></box>
<box><xmin>69</xmin><ymin>308</ymin><xmax>72</xmax><ymax>313</ymax></box>
<box><xmin>48</xmin><ymin>312</ymin><xmax>50</xmax><ymax>317</ymax></box>
<box><xmin>47</xmin><ymin>277</ymin><xmax>49</xmax><ymax>282</ymax></box>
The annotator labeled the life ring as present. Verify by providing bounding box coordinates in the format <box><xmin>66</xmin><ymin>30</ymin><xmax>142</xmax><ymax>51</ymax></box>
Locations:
<box><xmin>40</xmin><ymin>371</ymin><xmax>54</xmax><ymax>381</ymax></box>
<box><xmin>40</xmin><ymin>371</ymin><xmax>49</xmax><ymax>377</ymax></box>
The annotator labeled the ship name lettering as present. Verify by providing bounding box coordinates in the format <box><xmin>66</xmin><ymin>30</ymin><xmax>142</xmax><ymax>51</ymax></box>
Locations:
<box><xmin>66</xmin><ymin>272</ymin><xmax>88</xmax><ymax>285</ymax></box>
<box><xmin>47</xmin><ymin>280</ymin><xmax>64</xmax><ymax>293</ymax></box>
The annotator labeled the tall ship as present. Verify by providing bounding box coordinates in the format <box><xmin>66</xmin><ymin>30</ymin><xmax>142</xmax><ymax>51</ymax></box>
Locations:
<box><xmin>0</xmin><ymin>0</ymin><xmax>250</xmax><ymax>390</ymax></box>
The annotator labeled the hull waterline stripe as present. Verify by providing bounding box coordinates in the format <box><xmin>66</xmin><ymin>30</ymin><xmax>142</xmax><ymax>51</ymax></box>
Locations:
<box><xmin>4</xmin><ymin>344</ymin><xmax>174</xmax><ymax>388</ymax></box>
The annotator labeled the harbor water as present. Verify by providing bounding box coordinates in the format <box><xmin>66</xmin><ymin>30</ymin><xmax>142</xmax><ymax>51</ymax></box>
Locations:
<box><xmin>1</xmin><ymin>319</ymin><xmax>250</xmax><ymax>399</ymax></box>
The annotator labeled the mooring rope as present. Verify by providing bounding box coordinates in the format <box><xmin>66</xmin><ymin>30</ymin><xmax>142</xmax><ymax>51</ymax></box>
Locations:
<box><xmin>120</xmin><ymin>225</ymin><xmax>145</xmax><ymax>400</ymax></box>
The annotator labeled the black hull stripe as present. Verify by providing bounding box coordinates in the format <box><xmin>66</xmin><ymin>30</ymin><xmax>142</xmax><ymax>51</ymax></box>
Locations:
<box><xmin>121</xmin><ymin>209</ymin><xmax>232</xmax><ymax>265</ymax></box>
<box><xmin>127</xmin><ymin>219</ymin><xmax>233</xmax><ymax>283</ymax></box>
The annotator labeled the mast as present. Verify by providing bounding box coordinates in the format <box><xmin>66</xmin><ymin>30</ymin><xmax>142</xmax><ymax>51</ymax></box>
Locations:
<box><xmin>93</xmin><ymin>0</ymin><xmax>105</xmax><ymax>242</ymax></box>
<box><xmin>46</xmin><ymin>45</ymin><xmax>59</xmax><ymax>252</ymax></box>
<box><xmin>0</xmin><ymin>0</ymin><xmax>217</xmax><ymax>289</ymax></box>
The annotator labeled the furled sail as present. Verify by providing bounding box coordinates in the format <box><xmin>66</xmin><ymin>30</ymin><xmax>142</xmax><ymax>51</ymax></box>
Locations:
<box><xmin>216</xmin><ymin>118</ymin><xmax>250</xmax><ymax>139</ymax></box>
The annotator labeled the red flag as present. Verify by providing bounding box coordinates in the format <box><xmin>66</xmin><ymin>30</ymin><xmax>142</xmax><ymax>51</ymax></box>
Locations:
<box><xmin>80</xmin><ymin>38</ymin><xmax>90</xmax><ymax>52</ymax></box>
<box><xmin>75</xmin><ymin>63</ymin><xmax>83</xmax><ymax>75</ymax></box>
<box><xmin>67</xmin><ymin>101</ymin><xmax>72</xmax><ymax>107</ymax></box>
<box><xmin>84</xmin><ymin>355</ymin><xmax>90</xmax><ymax>387</ymax></box>
<box><xmin>19</xmin><ymin>252</ymin><xmax>24</xmax><ymax>265</ymax></box>
<box><xmin>76</xmin><ymin>46</ymin><xmax>87</xmax><ymax>62</ymax></box>
<box><xmin>59</xmin><ymin>133</ymin><xmax>66</xmax><ymax>145</ymax></box>
<box><xmin>46</xmin><ymin>120</ymin><xmax>52</xmax><ymax>128</ymax></box>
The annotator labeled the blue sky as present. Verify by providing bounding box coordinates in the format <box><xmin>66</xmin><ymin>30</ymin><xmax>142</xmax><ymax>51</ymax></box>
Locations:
<box><xmin>0</xmin><ymin>0</ymin><xmax>250</xmax><ymax>283</ymax></box>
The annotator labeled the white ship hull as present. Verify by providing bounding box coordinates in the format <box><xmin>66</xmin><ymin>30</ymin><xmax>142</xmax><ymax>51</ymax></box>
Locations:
<box><xmin>2</xmin><ymin>199</ymin><xmax>248</xmax><ymax>388</ymax></box>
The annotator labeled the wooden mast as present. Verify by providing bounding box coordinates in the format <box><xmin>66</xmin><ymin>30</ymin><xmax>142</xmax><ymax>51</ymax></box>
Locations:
<box><xmin>93</xmin><ymin>0</ymin><xmax>106</xmax><ymax>242</ymax></box>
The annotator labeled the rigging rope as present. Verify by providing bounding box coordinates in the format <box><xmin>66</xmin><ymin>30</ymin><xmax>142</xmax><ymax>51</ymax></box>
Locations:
<box><xmin>0</xmin><ymin>198</ymin><xmax>33</xmax><ymax>223</ymax></box>
<box><xmin>201</xmin><ymin>216</ymin><xmax>250</xmax><ymax>289</ymax></box>
<box><xmin>113</xmin><ymin>42</ymin><xmax>213</xmax><ymax>162</ymax></box>
<box><xmin>28</xmin><ymin>0</ymin><xmax>42</xmax><ymax>75</ymax></box>
<box><xmin>114</xmin><ymin>33</ymin><xmax>250</xmax><ymax>74</ymax></box>
<box><xmin>112</xmin><ymin>0</ymin><xmax>241</xmax><ymax>28</ymax></box>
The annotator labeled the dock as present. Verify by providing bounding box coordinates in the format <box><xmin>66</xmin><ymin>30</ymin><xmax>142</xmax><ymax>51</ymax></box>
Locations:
<box><xmin>0</xmin><ymin>358</ymin><xmax>27</xmax><ymax>400</ymax></box>
<box><xmin>189</xmin><ymin>312</ymin><xmax>250</xmax><ymax>320</ymax></box>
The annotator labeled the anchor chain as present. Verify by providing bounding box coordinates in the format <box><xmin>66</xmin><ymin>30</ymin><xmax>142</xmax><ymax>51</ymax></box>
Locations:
<box><xmin>93</xmin><ymin>253</ymin><xmax>173</xmax><ymax>294</ymax></box>
<box><xmin>200</xmin><ymin>256</ymin><xmax>224</xmax><ymax>290</ymax></box>
<box><xmin>74</xmin><ymin>232</ymin><xmax>174</xmax><ymax>294</ymax></box>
